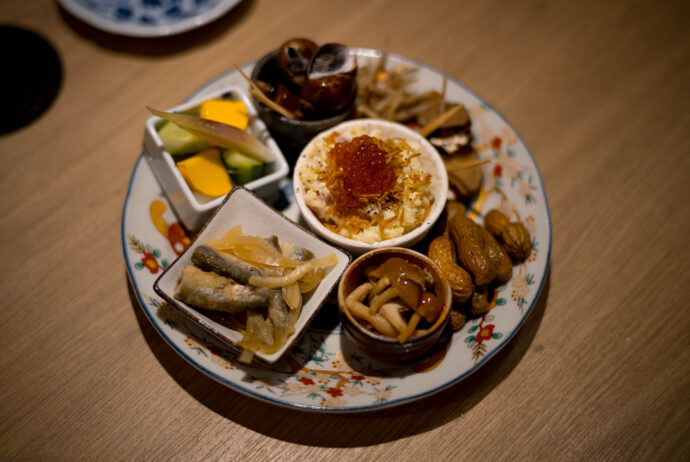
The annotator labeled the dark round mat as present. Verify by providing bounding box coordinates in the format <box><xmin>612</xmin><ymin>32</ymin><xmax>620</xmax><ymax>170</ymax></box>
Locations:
<box><xmin>0</xmin><ymin>26</ymin><xmax>63</xmax><ymax>135</ymax></box>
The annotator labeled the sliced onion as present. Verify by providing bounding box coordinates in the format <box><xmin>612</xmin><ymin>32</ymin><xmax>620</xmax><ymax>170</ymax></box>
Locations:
<box><xmin>211</xmin><ymin>235</ymin><xmax>300</xmax><ymax>268</ymax></box>
<box><xmin>298</xmin><ymin>267</ymin><xmax>326</xmax><ymax>293</ymax></box>
<box><xmin>283</xmin><ymin>283</ymin><xmax>302</xmax><ymax>311</ymax></box>
<box><xmin>205</xmin><ymin>225</ymin><xmax>243</xmax><ymax>248</ymax></box>
<box><xmin>249</xmin><ymin>254</ymin><xmax>338</xmax><ymax>288</ymax></box>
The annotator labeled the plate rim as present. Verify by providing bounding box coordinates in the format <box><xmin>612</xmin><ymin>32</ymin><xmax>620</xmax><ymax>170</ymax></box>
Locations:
<box><xmin>122</xmin><ymin>51</ymin><xmax>553</xmax><ymax>412</ymax></box>
<box><xmin>58</xmin><ymin>0</ymin><xmax>241</xmax><ymax>38</ymax></box>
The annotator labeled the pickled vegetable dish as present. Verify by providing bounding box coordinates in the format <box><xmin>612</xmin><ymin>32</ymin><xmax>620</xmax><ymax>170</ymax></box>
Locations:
<box><xmin>150</xmin><ymin>95</ymin><xmax>274</xmax><ymax>198</ymax></box>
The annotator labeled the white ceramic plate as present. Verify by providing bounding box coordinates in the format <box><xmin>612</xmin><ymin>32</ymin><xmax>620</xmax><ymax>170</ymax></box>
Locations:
<box><xmin>58</xmin><ymin>0</ymin><xmax>241</xmax><ymax>37</ymax></box>
<box><xmin>122</xmin><ymin>50</ymin><xmax>552</xmax><ymax>412</ymax></box>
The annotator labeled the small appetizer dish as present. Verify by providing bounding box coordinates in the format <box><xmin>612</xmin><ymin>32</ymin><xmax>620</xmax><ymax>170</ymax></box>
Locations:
<box><xmin>143</xmin><ymin>85</ymin><xmax>289</xmax><ymax>230</ymax></box>
<box><xmin>337</xmin><ymin>247</ymin><xmax>452</xmax><ymax>363</ymax></box>
<box><xmin>249</xmin><ymin>39</ymin><xmax>358</xmax><ymax>161</ymax></box>
<box><xmin>153</xmin><ymin>187</ymin><xmax>351</xmax><ymax>364</ymax></box>
<box><xmin>294</xmin><ymin>119</ymin><xmax>449</xmax><ymax>255</ymax></box>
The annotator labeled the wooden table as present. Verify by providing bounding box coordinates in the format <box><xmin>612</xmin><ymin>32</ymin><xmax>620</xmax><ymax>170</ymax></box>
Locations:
<box><xmin>1</xmin><ymin>0</ymin><xmax>688</xmax><ymax>459</ymax></box>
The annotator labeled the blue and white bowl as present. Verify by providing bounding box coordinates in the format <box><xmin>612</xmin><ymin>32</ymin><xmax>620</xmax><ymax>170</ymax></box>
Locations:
<box><xmin>58</xmin><ymin>0</ymin><xmax>241</xmax><ymax>37</ymax></box>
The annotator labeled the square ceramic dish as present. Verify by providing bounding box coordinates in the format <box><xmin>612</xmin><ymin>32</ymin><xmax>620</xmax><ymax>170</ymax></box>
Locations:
<box><xmin>153</xmin><ymin>187</ymin><xmax>351</xmax><ymax>364</ymax></box>
<box><xmin>143</xmin><ymin>85</ymin><xmax>289</xmax><ymax>230</ymax></box>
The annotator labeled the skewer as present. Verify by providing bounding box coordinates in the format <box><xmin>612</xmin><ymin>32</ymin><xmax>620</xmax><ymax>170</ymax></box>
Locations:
<box><xmin>247</xmin><ymin>88</ymin><xmax>297</xmax><ymax>120</ymax></box>
<box><xmin>418</xmin><ymin>104</ymin><xmax>465</xmax><ymax>137</ymax></box>
<box><xmin>440</xmin><ymin>35</ymin><xmax>450</xmax><ymax>114</ymax></box>
<box><xmin>233</xmin><ymin>63</ymin><xmax>297</xmax><ymax>120</ymax></box>
<box><xmin>385</xmin><ymin>90</ymin><xmax>404</xmax><ymax>120</ymax></box>
<box><xmin>444</xmin><ymin>157</ymin><xmax>491</xmax><ymax>170</ymax></box>
<box><xmin>440</xmin><ymin>75</ymin><xmax>447</xmax><ymax>115</ymax></box>
<box><xmin>372</xmin><ymin>45</ymin><xmax>389</xmax><ymax>86</ymax></box>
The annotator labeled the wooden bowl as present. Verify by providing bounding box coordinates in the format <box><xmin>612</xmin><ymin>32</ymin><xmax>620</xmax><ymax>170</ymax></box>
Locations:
<box><xmin>337</xmin><ymin>247</ymin><xmax>451</xmax><ymax>363</ymax></box>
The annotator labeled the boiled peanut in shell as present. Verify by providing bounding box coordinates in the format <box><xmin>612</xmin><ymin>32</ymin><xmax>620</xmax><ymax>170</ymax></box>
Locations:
<box><xmin>481</xmin><ymin>228</ymin><xmax>513</xmax><ymax>283</ymax></box>
<box><xmin>449</xmin><ymin>215</ymin><xmax>496</xmax><ymax>286</ymax></box>
<box><xmin>449</xmin><ymin>311</ymin><xmax>467</xmax><ymax>331</ymax></box>
<box><xmin>467</xmin><ymin>285</ymin><xmax>491</xmax><ymax>316</ymax></box>
<box><xmin>428</xmin><ymin>235</ymin><xmax>474</xmax><ymax>302</ymax></box>
<box><xmin>484</xmin><ymin>209</ymin><xmax>532</xmax><ymax>262</ymax></box>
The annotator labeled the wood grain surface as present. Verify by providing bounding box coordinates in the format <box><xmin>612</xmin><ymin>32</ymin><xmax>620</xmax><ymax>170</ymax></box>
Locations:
<box><xmin>1</xmin><ymin>0</ymin><xmax>688</xmax><ymax>460</ymax></box>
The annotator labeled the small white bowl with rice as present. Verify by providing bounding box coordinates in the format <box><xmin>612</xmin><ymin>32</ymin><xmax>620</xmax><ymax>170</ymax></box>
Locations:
<box><xmin>293</xmin><ymin>119</ymin><xmax>448</xmax><ymax>255</ymax></box>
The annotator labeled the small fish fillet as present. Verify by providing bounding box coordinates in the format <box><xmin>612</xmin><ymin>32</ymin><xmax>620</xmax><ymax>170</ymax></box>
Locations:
<box><xmin>280</xmin><ymin>242</ymin><xmax>314</xmax><ymax>261</ymax></box>
<box><xmin>174</xmin><ymin>266</ymin><xmax>269</xmax><ymax>313</ymax></box>
<box><xmin>267</xmin><ymin>290</ymin><xmax>289</xmax><ymax>329</ymax></box>
<box><xmin>191</xmin><ymin>245</ymin><xmax>262</xmax><ymax>285</ymax></box>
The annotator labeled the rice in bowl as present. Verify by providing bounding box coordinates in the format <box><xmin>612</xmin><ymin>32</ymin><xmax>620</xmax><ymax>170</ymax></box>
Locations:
<box><xmin>297</xmin><ymin>123</ymin><xmax>436</xmax><ymax>244</ymax></box>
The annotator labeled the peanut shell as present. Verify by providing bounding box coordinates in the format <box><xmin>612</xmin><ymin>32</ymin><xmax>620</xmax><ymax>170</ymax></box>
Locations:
<box><xmin>449</xmin><ymin>215</ymin><xmax>496</xmax><ymax>286</ymax></box>
<box><xmin>428</xmin><ymin>235</ymin><xmax>474</xmax><ymax>302</ymax></box>
<box><xmin>481</xmin><ymin>228</ymin><xmax>513</xmax><ymax>283</ymax></box>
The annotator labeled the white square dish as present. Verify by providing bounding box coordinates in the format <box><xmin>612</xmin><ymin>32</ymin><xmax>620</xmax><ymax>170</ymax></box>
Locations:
<box><xmin>143</xmin><ymin>85</ymin><xmax>289</xmax><ymax>230</ymax></box>
<box><xmin>153</xmin><ymin>187</ymin><xmax>351</xmax><ymax>364</ymax></box>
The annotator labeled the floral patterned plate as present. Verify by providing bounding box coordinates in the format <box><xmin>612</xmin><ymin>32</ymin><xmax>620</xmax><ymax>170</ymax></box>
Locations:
<box><xmin>122</xmin><ymin>49</ymin><xmax>552</xmax><ymax>412</ymax></box>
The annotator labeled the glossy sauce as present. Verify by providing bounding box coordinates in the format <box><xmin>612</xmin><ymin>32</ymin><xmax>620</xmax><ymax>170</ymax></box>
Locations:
<box><xmin>370</xmin><ymin>257</ymin><xmax>429</xmax><ymax>314</ymax></box>
<box><xmin>418</xmin><ymin>292</ymin><xmax>443</xmax><ymax>323</ymax></box>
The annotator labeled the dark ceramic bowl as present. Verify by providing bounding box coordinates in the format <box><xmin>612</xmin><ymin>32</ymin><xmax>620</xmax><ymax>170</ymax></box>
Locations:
<box><xmin>337</xmin><ymin>247</ymin><xmax>452</xmax><ymax>363</ymax></box>
<box><xmin>250</xmin><ymin>50</ymin><xmax>356</xmax><ymax>164</ymax></box>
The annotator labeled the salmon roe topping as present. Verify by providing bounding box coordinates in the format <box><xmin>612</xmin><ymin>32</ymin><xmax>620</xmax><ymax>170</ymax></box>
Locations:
<box><xmin>328</xmin><ymin>135</ymin><xmax>397</xmax><ymax>209</ymax></box>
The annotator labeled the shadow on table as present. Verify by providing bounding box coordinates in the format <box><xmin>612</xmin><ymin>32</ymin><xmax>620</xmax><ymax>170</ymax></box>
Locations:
<box><xmin>129</xmin><ymin>268</ymin><xmax>550</xmax><ymax>447</ymax></box>
<box><xmin>57</xmin><ymin>0</ymin><xmax>254</xmax><ymax>55</ymax></box>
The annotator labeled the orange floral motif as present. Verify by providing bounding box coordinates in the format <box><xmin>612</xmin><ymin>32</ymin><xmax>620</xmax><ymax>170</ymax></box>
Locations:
<box><xmin>150</xmin><ymin>200</ymin><xmax>190</xmax><ymax>256</ymax></box>
<box><xmin>283</xmin><ymin>382</ymin><xmax>304</xmax><ymax>393</ymax></box>
<box><xmin>343</xmin><ymin>386</ymin><xmax>364</xmax><ymax>397</ymax></box>
<box><xmin>475</xmin><ymin>324</ymin><xmax>495</xmax><ymax>343</ymax></box>
<box><xmin>326</xmin><ymin>388</ymin><xmax>343</xmax><ymax>398</ymax></box>
<box><xmin>141</xmin><ymin>253</ymin><xmax>160</xmax><ymax>273</ymax></box>
<box><xmin>524</xmin><ymin>216</ymin><xmax>537</xmax><ymax>236</ymax></box>
<box><xmin>511</xmin><ymin>265</ymin><xmax>530</xmax><ymax>301</ymax></box>
<box><xmin>129</xmin><ymin>235</ymin><xmax>168</xmax><ymax>274</ymax></box>
<box><xmin>517</xmin><ymin>180</ymin><xmax>534</xmax><ymax>200</ymax></box>
<box><xmin>373</xmin><ymin>388</ymin><xmax>394</xmax><ymax>401</ymax></box>
<box><xmin>210</xmin><ymin>353</ymin><xmax>234</xmax><ymax>370</ymax></box>
<box><xmin>499</xmin><ymin>125</ymin><xmax>519</xmax><ymax>146</ymax></box>
<box><xmin>168</xmin><ymin>222</ymin><xmax>190</xmax><ymax>256</ymax></box>
<box><xmin>298</xmin><ymin>377</ymin><xmax>315</xmax><ymax>386</ymax></box>
<box><xmin>321</xmin><ymin>396</ymin><xmax>347</xmax><ymax>407</ymax></box>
